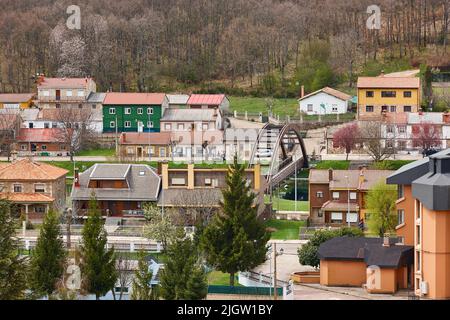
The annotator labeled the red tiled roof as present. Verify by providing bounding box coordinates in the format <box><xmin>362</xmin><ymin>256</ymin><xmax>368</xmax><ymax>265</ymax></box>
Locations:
<box><xmin>0</xmin><ymin>158</ymin><xmax>68</xmax><ymax>180</ymax></box>
<box><xmin>17</xmin><ymin>128</ymin><xmax>65</xmax><ymax>143</ymax></box>
<box><xmin>119</xmin><ymin>132</ymin><xmax>172</xmax><ymax>145</ymax></box>
<box><xmin>0</xmin><ymin>93</ymin><xmax>35</xmax><ymax>103</ymax></box>
<box><xmin>104</xmin><ymin>92</ymin><xmax>166</xmax><ymax>105</ymax></box>
<box><xmin>0</xmin><ymin>193</ymin><xmax>54</xmax><ymax>203</ymax></box>
<box><xmin>357</xmin><ymin>77</ymin><xmax>420</xmax><ymax>88</ymax></box>
<box><xmin>38</xmin><ymin>77</ymin><xmax>93</xmax><ymax>89</ymax></box>
<box><xmin>187</xmin><ymin>94</ymin><xmax>226</xmax><ymax>105</ymax></box>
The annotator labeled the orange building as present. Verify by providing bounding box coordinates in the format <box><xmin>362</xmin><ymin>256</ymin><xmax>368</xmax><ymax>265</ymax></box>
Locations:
<box><xmin>387</xmin><ymin>150</ymin><xmax>450</xmax><ymax>299</ymax></box>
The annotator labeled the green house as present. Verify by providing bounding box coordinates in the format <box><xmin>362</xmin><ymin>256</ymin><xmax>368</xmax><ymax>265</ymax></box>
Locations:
<box><xmin>102</xmin><ymin>93</ymin><xmax>168</xmax><ymax>133</ymax></box>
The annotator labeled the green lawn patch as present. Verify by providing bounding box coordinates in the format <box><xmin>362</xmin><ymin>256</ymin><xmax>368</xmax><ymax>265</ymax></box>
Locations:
<box><xmin>264</xmin><ymin>219</ymin><xmax>305</xmax><ymax>240</ymax></box>
<box><xmin>371</xmin><ymin>160</ymin><xmax>414</xmax><ymax>170</ymax></box>
<box><xmin>264</xmin><ymin>195</ymin><xmax>309</xmax><ymax>212</ymax></box>
<box><xmin>207</xmin><ymin>271</ymin><xmax>242</xmax><ymax>286</ymax></box>
<box><xmin>76</xmin><ymin>148</ymin><xmax>115</xmax><ymax>157</ymax></box>
<box><xmin>314</xmin><ymin>160</ymin><xmax>350</xmax><ymax>170</ymax></box>
<box><xmin>229</xmin><ymin>96</ymin><xmax>299</xmax><ymax>117</ymax></box>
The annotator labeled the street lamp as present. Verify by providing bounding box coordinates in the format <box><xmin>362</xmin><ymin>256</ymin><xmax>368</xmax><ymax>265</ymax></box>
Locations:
<box><xmin>271</xmin><ymin>243</ymin><xmax>284</xmax><ymax>300</ymax></box>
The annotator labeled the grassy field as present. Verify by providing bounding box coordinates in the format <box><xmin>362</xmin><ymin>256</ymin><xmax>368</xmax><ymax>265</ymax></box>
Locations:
<box><xmin>264</xmin><ymin>219</ymin><xmax>305</xmax><ymax>240</ymax></box>
<box><xmin>229</xmin><ymin>96</ymin><xmax>299</xmax><ymax>116</ymax></box>
<box><xmin>76</xmin><ymin>148</ymin><xmax>115</xmax><ymax>157</ymax></box>
<box><xmin>207</xmin><ymin>271</ymin><xmax>242</xmax><ymax>286</ymax></box>
<box><xmin>265</xmin><ymin>195</ymin><xmax>309</xmax><ymax>212</ymax></box>
<box><xmin>313</xmin><ymin>160</ymin><xmax>351</xmax><ymax>170</ymax></box>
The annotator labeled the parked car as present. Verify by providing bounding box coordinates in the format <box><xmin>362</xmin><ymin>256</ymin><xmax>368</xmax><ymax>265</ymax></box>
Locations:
<box><xmin>256</xmin><ymin>149</ymin><xmax>273</xmax><ymax>158</ymax></box>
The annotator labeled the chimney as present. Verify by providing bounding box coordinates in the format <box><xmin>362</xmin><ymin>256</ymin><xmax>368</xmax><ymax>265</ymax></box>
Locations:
<box><xmin>122</xmin><ymin>133</ymin><xmax>126</xmax><ymax>143</ymax></box>
<box><xmin>300</xmin><ymin>85</ymin><xmax>305</xmax><ymax>98</ymax></box>
<box><xmin>157</xmin><ymin>161</ymin><xmax>163</xmax><ymax>175</ymax></box>
<box><xmin>74</xmin><ymin>168</ymin><xmax>80</xmax><ymax>188</ymax></box>
<box><xmin>380</xmin><ymin>70</ymin><xmax>385</xmax><ymax>77</ymax></box>
<box><xmin>383</xmin><ymin>236</ymin><xmax>395</xmax><ymax>247</ymax></box>
<box><xmin>328</xmin><ymin>168</ymin><xmax>333</xmax><ymax>181</ymax></box>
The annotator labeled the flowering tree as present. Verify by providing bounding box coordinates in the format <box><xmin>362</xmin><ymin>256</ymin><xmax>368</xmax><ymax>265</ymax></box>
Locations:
<box><xmin>332</xmin><ymin>122</ymin><xmax>360</xmax><ymax>160</ymax></box>
<box><xmin>412</xmin><ymin>122</ymin><xmax>442</xmax><ymax>153</ymax></box>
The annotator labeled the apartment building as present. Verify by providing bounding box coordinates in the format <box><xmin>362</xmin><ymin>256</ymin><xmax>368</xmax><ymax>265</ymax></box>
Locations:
<box><xmin>357</xmin><ymin>76</ymin><xmax>421</xmax><ymax>121</ymax></box>
<box><xmin>308</xmin><ymin>168</ymin><xmax>394</xmax><ymax>227</ymax></box>
<box><xmin>387</xmin><ymin>149</ymin><xmax>450</xmax><ymax>299</ymax></box>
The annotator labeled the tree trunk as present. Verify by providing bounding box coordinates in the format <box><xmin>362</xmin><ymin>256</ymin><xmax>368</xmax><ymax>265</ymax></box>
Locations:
<box><xmin>229</xmin><ymin>272</ymin><xmax>235</xmax><ymax>286</ymax></box>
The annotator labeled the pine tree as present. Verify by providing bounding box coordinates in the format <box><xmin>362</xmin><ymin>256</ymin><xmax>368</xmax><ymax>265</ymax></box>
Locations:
<box><xmin>30</xmin><ymin>209</ymin><xmax>67</xmax><ymax>297</ymax></box>
<box><xmin>80</xmin><ymin>196</ymin><xmax>117</xmax><ymax>300</ymax></box>
<box><xmin>0</xmin><ymin>200</ymin><xmax>28</xmax><ymax>300</ymax></box>
<box><xmin>130</xmin><ymin>251</ymin><xmax>153</xmax><ymax>300</ymax></box>
<box><xmin>200</xmin><ymin>156</ymin><xmax>270</xmax><ymax>286</ymax></box>
<box><xmin>159</xmin><ymin>238</ymin><xmax>207</xmax><ymax>300</ymax></box>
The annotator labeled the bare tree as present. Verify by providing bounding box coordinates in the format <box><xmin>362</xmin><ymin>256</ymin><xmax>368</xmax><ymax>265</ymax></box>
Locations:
<box><xmin>0</xmin><ymin>113</ymin><xmax>20</xmax><ymax>160</ymax></box>
<box><xmin>360</xmin><ymin>121</ymin><xmax>394</xmax><ymax>162</ymax></box>
<box><xmin>114</xmin><ymin>253</ymin><xmax>133</xmax><ymax>301</ymax></box>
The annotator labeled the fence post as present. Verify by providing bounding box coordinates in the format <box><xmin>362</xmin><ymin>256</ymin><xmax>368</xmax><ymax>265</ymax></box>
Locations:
<box><xmin>245</xmin><ymin>111</ymin><xmax>248</xmax><ymax>120</ymax></box>
<box><xmin>25</xmin><ymin>239</ymin><xmax>30</xmax><ymax>251</ymax></box>
<box><xmin>157</xmin><ymin>241</ymin><xmax>161</xmax><ymax>253</ymax></box>
<box><xmin>22</xmin><ymin>221</ymin><xmax>26</xmax><ymax>237</ymax></box>
<box><xmin>130</xmin><ymin>242</ymin><xmax>135</xmax><ymax>252</ymax></box>
<box><xmin>234</xmin><ymin>110</ymin><xmax>237</xmax><ymax>118</ymax></box>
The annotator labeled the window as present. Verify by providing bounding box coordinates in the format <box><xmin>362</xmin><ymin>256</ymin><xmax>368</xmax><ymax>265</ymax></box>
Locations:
<box><xmin>387</xmin><ymin>125</ymin><xmax>394</xmax><ymax>133</ymax></box>
<box><xmin>177</xmin><ymin>123</ymin><xmax>185</xmax><ymax>130</ymax></box>
<box><xmin>124</xmin><ymin>121</ymin><xmax>131</xmax><ymax>128</ymax></box>
<box><xmin>381</xmin><ymin>91</ymin><xmax>396</xmax><ymax>98</ymax></box>
<box><xmin>366</xmin><ymin>91</ymin><xmax>374</xmax><ymax>98</ymax></box>
<box><xmin>127</xmin><ymin>147</ymin><xmax>134</xmax><ymax>155</ymax></box>
<box><xmin>159</xmin><ymin>147</ymin><xmax>166</xmax><ymax>157</ymax></box>
<box><xmin>350</xmin><ymin>192</ymin><xmax>357</xmax><ymax>200</ymax></box>
<box><xmin>29</xmin><ymin>123</ymin><xmax>33</xmax><ymax>128</ymax></box>
<box><xmin>332</xmin><ymin>192</ymin><xmax>339</xmax><ymax>200</ymax></box>
<box><xmin>52</xmin><ymin>122</ymin><xmax>58</xmax><ymax>128</ymax></box>
<box><xmin>366</xmin><ymin>106</ymin><xmax>374</xmax><ymax>112</ymax></box>
<box><xmin>346</xmin><ymin>212</ymin><xmax>358</xmax><ymax>223</ymax></box>
<box><xmin>147</xmin><ymin>121</ymin><xmax>153</xmax><ymax>128</ymax></box>
<box><xmin>137</xmin><ymin>108</ymin><xmax>143</xmax><ymax>114</ymax></box>
<box><xmin>398</xmin><ymin>209</ymin><xmax>405</xmax><ymax>225</ymax></box>
<box><xmin>56</xmin><ymin>103</ymin><xmax>61</xmax><ymax>109</ymax></box>
<box><xmin>332</xmin><ymin>105</ymin><xmax>338</xmax><ymax>112</ymax></box>
<box><xmin>307</xmin><ymin>104</ymin><xmax>313</xmax><ymax>112</ymax></box>
<box><xmin>316</xmin><ymin>191</ymin><xmax>324</xmax><ymax>198</ymax></box>
<box><xmin>404</xmin><ymin>106</ymin><xmax>412</xmax><ymax>112</ymax></box>
<box><xmin>125</xmin><ymin>107</ymin><xmax>131</xmax><ymax>114</ymax></box>
<box><xmin>34</xmin><ymin>184</ymin><xmax>45</xmax><ymax>193</ymax></box>
<box><xmin>331</xmin><ymin>212</ymin><xmax>343</xmax><ymax>223</ymax></box>
<box><xmin>110</xmin><ymin>121</ymin><xmax>115</xmax><ymax>128</ymax></box>
<box><xmin>398</xmin><ymin>184</ymin><xmax>404</xmax><ymax>199</ymax></box>
<box><xmin>404</xmin><ymin>91</ymin><xmax>412</xmax><ymax>98</ymax></box>
<box><xmin>147</xmin><ymin>107</ymin><xmax>153</xmax><ymax>115</ymax></box>
<box><xmin>109</xmin><ymin>108</ymin><xmax>116</xmax><ymax>115</ymax></box>
<box><xmin>386</xmin><ymin>140</ymin><xmax>393</xmax><ymax>148</ymax></box>
<box><xmin>164</xmin><ymin>123</ymin><xmax>172</xmax><ymax>131</ymax></box>
<box><xmin>34</xmin><ymin>206</ymin><xmax>46</xmax><ymax>213</ymax></box>
<box><xmin>398</xmin><ymin>125</ymin><xmax>406</xmax><ymax>133</ymax></box>
<box><xmin>21</xmin><ymin>144</ymin><xmax>27</xmax><ymax>150</ymax></box>
<box><xmin>416</xmin><ymin>252</ymin><xmax>421</xmax><ymax>272</ymax></box>
<box><xmin>202</xmin><ymin>123</ymin><xmax>209</xmax><ymax>130</ymax></box>
<box><xmin>390</xmin><ymin>106</ymin><xmax>397</xmax><ymax>112</ymax></box>
<box><xmin>66</xmin><ymin>90</ymin><xmax>73</xmax><ymax>97</ymax></box>
<box><xmin>13</xmin><ymin>184</ymin><xmax>22</xmax><ymax>193</ymax></box>
<box><xmin>398</xmin><ymin>140</ymin><xmax>406</xmax><ymax>150</ymax></box>
<box><xmin>41</xmin><ymin>145</ymin><xmax>47</xmax><ymax>150</ymax></box>
<box><xmin>92</xmin><ymin>104</ymin><xmax>97</xmax><ymax>109</ymax></box>
<box><xmin>171</xmin><ymin>178</ymin><xmax>186</xmax><ymax>186</ymax></box>
<box><xmin>42</xmin><ymin>90</ymin><xmax>50</xmax><ymax>97</ymax></box>
<box><xmin>77</xmin><ymin>90</ymin><xmax>84</xmax><ymax>97</ymax></box>
<box><xmin>205</xmin><ymin>178</ymin><xmax>212</xmax><ymax>186</ymax></box>
<box><xmin>416</xmin><ymin>225</ymin><xmax>421</xmax><ymax>245</ymax></box>
<box><xmin>78</xmin><ymin>104</ymin><xmax>83</xmax><ymax>109</ymax></box>
<box><xmin>139</xmin><ymin>171</ymin><xmax>145</xmax><ymax>176</ymax></box>
<box><xmin>44</xmin><ymin>123</ymin><xmax>49</xmax><ymax>129</ymax></box>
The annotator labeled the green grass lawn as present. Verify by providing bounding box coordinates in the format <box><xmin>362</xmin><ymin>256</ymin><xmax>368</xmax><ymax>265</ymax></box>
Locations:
<box><xmin>230</xmin><ymin>96</ymin><xmax>299</xmax><ymax>117</ymax></box>
<box><xmin>264</xmin><ymin>219</ymin><xmax>305</xmax><ymax>240</ymax></box>
<box><xmin>265</xmin><ymin>195</ymin><xmax>309</xmax><ymax>212</ymax></box>
<box><xmin>76</xmin><ymin>148</ymin><xmax>115</xmax><ymax>157</ymax></box>
<box><xmin>313</xmin><ymin>160</ymin><xmax>350</xmax><ymax>170</ymax></box>
<box><xmin>207</xmin><ymin>271</ymin><xmax>242</xmax><ymax>286</ymax></box>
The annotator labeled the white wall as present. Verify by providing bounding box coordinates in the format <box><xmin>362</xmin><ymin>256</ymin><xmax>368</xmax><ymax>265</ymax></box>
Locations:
<box><xmin>299</xmin><ymin>92</ymin><xmax>348</xmax><ymax>115</ymax></box>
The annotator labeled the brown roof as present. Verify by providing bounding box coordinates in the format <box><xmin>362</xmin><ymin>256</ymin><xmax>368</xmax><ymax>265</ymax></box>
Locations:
<box><xmin>321</xmin><ymin>201</ymin><xmax>359</xmax><ymax>212</ymax></box>
<box><xmin>17</xmin><ymin>128</ymin><xmax>65</xmax><ymax>143</ymax></box>
<box><xmin>104</xmin><ymin>92</ymin><xmax>166</xmax><ymax>105</ymax></box>
<box><xmin>119</xmin><ymin>132</ymin><xmax>172</xmax><ymax>145</ymax></box>
<box><xmin>38</xmin><ymin>78</ymin><xmax>92</xmax><ymax>89</ymax></box>
<box><xmin>38</xmin><ymin>108</ymin><xmax>91</xmax><ymax>121</ymax></box>
<box><xmin>309</xmin><ymin>169</ymin><xmax>394</xmax><ymax>191</ymax></box>
<box><xmin>0</xmin><ymin>93</ymin><xmax>35</xmax><ymax>103</ymax></box>
<box><xmin>299</xmin><ymin>87</ymin><xmax>352</xmax><ymax>102</ymax></box>
<box><xmin>0</xmin><ymin>193</ymin><xmax>54</xmax><ymax>203</ymax></box>
<box><xmin>357</xmin><ymin>77</ymin><xmax>420</xmax><ymax>88</ymax></box>
<box><xmin>0</xmin><ymin>158</ymin><xmax>68</xmax><ymax>181</ymax></box>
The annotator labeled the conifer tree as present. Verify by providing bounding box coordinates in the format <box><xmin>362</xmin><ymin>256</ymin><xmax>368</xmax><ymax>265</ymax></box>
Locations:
<box><xmin>30</xmin><ymin>209</ymin><xmax>67</xmax><ymax>297</ymax></box>
<box><xmin>200</xmin><ymin>156</ymin><xmax>270</xmax><ymax>286</ymax></box>
<box><xmin>80</xmin><ymin>196</ymin><xmax>117</xmax><ymax>300</ymax></box>
<box><xmin>0</xmin><ymin>200</ymin><xmax>28</xmax><ymax>300</ymax></box>
<box><xmin>130</xmin><ymin>251</ymin><xmax>154</xmax><ymax>300</ymax></box>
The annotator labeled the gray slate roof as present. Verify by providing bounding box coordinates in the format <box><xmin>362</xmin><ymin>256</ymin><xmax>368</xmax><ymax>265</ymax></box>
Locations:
<box><xmin>167</xmin><ymin>94</ymin><xmax>190</xmax><ymax>105</ymax></box>
<box><xmin>161</xmin><ymin>109</ymin><xmax>216</xmax><ymax>122</ymax></box>
<box><xmin>71</xmin><ymin>164</ymin><xmax>160</xmax><ymax>201</ymax></box>
<box><xmin>87</xmin><ymin>92</ymin><xmax>106</xmax><ymax>103</ymax></box>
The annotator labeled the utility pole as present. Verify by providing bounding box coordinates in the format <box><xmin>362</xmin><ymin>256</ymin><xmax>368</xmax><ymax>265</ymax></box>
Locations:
<box><xmin>294</xmin><ymin>161</ymin><xmax>297</xmax><ymax>212</ymax></box>
<box><xmin>115</xmin><ymin>114</ymin><xmax>118</xmax><ymax>155</ymax></box>
<box><xmin>274</xmin><ymin>242</ymin><xmax>278</xmax><ymax>300</ymax></box>
<box><xmin>66</xmin><ymin>208</ymin><xmax>72</xmax><ymax>249</ymax></box>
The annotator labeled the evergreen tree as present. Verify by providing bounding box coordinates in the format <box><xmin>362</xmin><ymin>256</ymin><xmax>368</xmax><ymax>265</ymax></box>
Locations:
<box><xmin>80</xmin><ymin>196</ymin><xmax>117</xmax><ymax>300</ymax></box>
<box><xmin>0</xmin><ymin>200</ymin><xmax>28</xmax><ymax>300</ymax></box>
<box><xmin>159</xmin><ymin>238</ymin><xmax>207</xmax><ymax>300</ymax></box>
<box><xmin>200</xmin><ymin>156</ymin><xmax>270</xmax><ymax>286</ymax></box>
<box><xmin>30</xmin><ymin>209</ymin><xmax>67</xmax><ymax>297</ymax></box>
<box><xmin>130</xmin><ymin>251</ymin><xmax>154</xmax><ymax>300</ymax></box>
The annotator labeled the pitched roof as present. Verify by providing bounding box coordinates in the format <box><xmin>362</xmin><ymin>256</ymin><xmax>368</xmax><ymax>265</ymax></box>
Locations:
<box><xmin>119</xmin><ymin>132</ymin><xmax>172</xmax><ymax>145</ymax></box>
<box><xmin>0</xmin><ymin>93</ymin><xmax>35</xmax><ymax>103</ymax></box>
<box><xmin>318</xmin><ymin>237</ymin><xmax>414</xmax><ymax>268</ymax></box>
<box><xmin>408</xmin><ymin>112</ymin><xmax>444</xmax><ymax>124</ymax></box>
<box><xmin>17</xmin><ymin>128</ymin><xmax>65</xmax><ymax>143</ymax></box>
<box><xmin>71</xmin><ymin>164</ymin><xmax>160</xmax><ymax>201</ymax></box>
<box><xmin>21</xmin><ymin>109</ymin><xmax>40</xmax><ymax>121</ymax></box>
<box><xmin>299</xmin><ymin>87</ymin><xmax>352</xmax><ymax>102</ymax></box>
<box><xmin>103</xmin><ymin>92</ymin><xmax>166</xmax><ymax>105</ymax></box>
<box><xmin>0</xmin><ymin>193</ymin><xmax>54</xmax><ymax>203</ymax></box>
<box><xmin>38</xmin><ymin>78</ymin><xmax>93</xmax><ymax>89</ymax></box>
<box><xmin>0</xmin><ymin>158</ymin><xmax>68</xmax><ymax>180</ymax></box>
<box><xmin>357</xmin><ymin>77</ymin><xmax>420</xmax><ymax>88</ymax></box>
<box><xmin>383</xmin><ymin>112</ymin><xmax>408</xmax><ymax>124</ymax></box>
<box><xmin>167</xmin><ymin>94</ymin><xmax>190</xmax><ymax>105</ymax></box>
<box><xmin>187</xmin><ymin>94</ymin><xmax>226</xmax><ymax>105</ymax></box>
<box><xmin>309</xmin><ymin>169</ymin><xmax>394</xmax><ymax>190</ymax></box>
<box><xmin>87</xmin><ymin>92</ymin><xmax>106</xmax><ymax>103</ymax></box>
<box><xmin>161</xmin><ymin>109</ymin><xmax>217</xmax><ymax>122</ymax></box>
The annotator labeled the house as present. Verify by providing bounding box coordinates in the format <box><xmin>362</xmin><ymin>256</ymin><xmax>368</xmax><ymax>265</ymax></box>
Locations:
<box><xmin>102</xmin><ymin>92</ymin><xmax>169</xmax><ymax>133</ymax></box>
<box><xmin>167</xmin><ymin>94</ymin><xmax>190</xmax><ymax>108</ymax></box>
<box><xmin>160</xmin><ymin>108</ymin><xmax>223</xmax><ymax>132</ymax></box>
<box><xmin>357</xmin><ymin>76</ymin><xmax>421</xmax><ymax>121</ymax></box>
<box><xmin>157</xmin><ymin>162</ymin><xmax>265</xmax><ymax>223</ymax></box>
<box><xmin>0</xmin><ymin>157</ymin><xmax>68</xmax><ymax>220</ymax></box>
<box><xmin>298</xmin><ymin>87</ymin><xmax>351</xmax><ymax>115</ymax></box>
<box><xmin>387</xmin><ymin>149</ymin><xmax>450</xmax><ymax>299</ymax></box>
<box><xmin>308</xmin><ymin>168</ymin><xmax>394</xmax><ymax>227</ymax></box>
<box><xmin>118</xmin><ymin>132</ymin><xmax>173</xmax><ymax>161</ymax></box>
<box><xmin>71</xmin><ymin>163</ymin><xmax>161</xmax><ymax>219</ymax></box>
<box><xmin>319</xmin><ymin>236</ymin><xmax>413</xmax><ymax>294</ymax></box>
<box><xmin>16</xmin><ymin>128</ymin><xmax>69</xmax><ymax>156</ymax></box>
<box><xmin>0</xmin><ymin>93</ymin><xmax>35</xmax><ymax>109</ymax></box>
<box><xmin>86</xmin><ymin>92</ymin><xmax>106</xmax><ymax>111</ymax></box>
<box><xmin>187</xmin><ymin>94</ymin><xmax>230</xmax><ymax>112</ymax></box>
<box><xmin>37</xmin><ymin>77</ymin><xmax>97</xmax><ymax>109</ymax></box>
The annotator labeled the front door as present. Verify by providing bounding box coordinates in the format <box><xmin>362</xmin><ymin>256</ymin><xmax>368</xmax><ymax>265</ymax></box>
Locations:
<box><xmin>137</xmin><ymin>147</ymin><xmax>143</xmax><ymax>158</ymax></box>
<box><xmin>56</xmin><ymin>90</ymin><xmax>61</xmax><ymax>101</ymax></box>
<box><xmin>31</xmin><ymin>143</ymin><xmax>37</xmax><ymax>152</ymax></box>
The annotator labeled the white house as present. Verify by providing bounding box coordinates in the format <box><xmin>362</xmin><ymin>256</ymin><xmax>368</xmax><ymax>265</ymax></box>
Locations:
<box><xmin>298</xmin><ymin>87</ymin><xmax>352</xmax><ymax>115</ymax></box>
